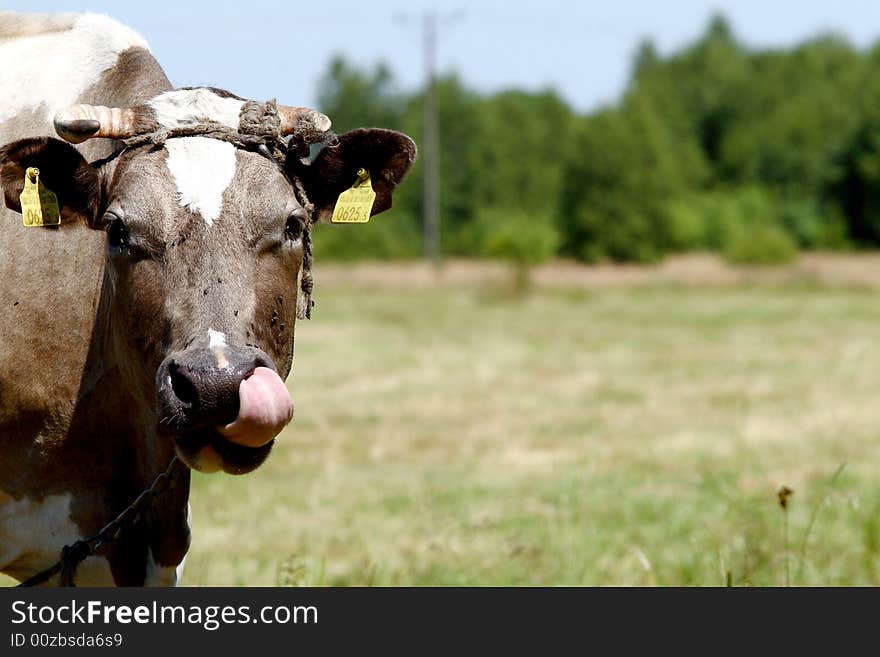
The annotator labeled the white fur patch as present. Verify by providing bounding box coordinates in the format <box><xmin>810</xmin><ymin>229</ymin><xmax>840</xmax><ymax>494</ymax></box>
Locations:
<box><xmin>164</xmin><ymin>138</ymin><xmax>236</xmax><ymax>226</ymax></box>
<box><xmin>208</xmin><ymin>328</ymin><xmax>229</xmax><ymax>368</ymax></box>
<box><xmin>142</xmin><ymin>507</ymin><xmax>189</xmax><ymax>587</ymax></box>
<box><xmin>175</xmin><ymin>503</ymin><xmax>190</xmax><ymax>583</ymax></box>
<box><xmin>207</xmin><ymin>328</ymin><xmax>227</xmax><ymax>348</ymax></box>
<box><xmin>175</xmin><ymin>552</ymin><xmax>188</xmax><ymax>584</ymax></box>
<box><xmin>0</xmin><ymin>492</ymin><xmax>115</xmax><ymax>586</ymax></box>
<box><xmin>144</xmin><ymin>547</ymin><xmax>182</xmax><ymax>587</ymax></box>
<box><xmin>0</xmin><ymin>13</ymin><xmax>149</xmax><ymax>126</ymax></box>
<box><xmin>148</xmin><ymin>88</ymin><xmax>244</xmax><ymax>131</ymax></box>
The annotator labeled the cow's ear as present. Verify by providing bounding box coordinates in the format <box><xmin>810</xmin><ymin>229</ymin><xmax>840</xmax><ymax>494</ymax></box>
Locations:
<box><xmin>0</xmin><ymin>137</ymin><xmax>101</xmax><ymax>225</ymax></box>
<box><xmin>293</xmin><ymin>129</ymin><xmax>417</xmax><ymax>223</ymax></box>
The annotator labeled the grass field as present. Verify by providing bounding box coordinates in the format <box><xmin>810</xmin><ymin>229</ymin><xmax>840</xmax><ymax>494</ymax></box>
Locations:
<box><xmin>181</xmin><ymin>255</ymin><xmax>880</xmax><ymax>586</ymax></box>
<box><xmin>7</xmin><ymin>254</ymin><xmax>880</xmax><ymax>586</ymax></box>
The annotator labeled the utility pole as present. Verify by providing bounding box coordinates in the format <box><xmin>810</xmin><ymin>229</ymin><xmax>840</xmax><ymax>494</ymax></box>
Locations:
<box><xmin>422</xmin><ymin>13</ymin><xmax>440</xmax><ymax>266</ymax></box>
<box><xmin>397</xmin><ymin>10</ymin><xmax>463</xmax><ymax>268</ymax></box>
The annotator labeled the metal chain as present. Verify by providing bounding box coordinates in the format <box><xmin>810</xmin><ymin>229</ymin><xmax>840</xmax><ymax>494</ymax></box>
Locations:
<box><xmin>17</xmin><ymin>456</ymin><xmax>182</xmax><ymax>587</ymax></box>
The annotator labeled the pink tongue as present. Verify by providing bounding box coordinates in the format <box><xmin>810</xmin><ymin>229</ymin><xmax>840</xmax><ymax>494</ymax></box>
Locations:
<box><xmin>216</xmin><ymin>367</ymin><xmax>293</xmax><ymax>448</ymax></box>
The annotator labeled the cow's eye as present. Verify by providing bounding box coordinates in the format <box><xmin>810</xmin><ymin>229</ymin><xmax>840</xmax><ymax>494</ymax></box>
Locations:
<box><xmin>105</xmin><ymin>214</ymin><xmax>129</xmax><ymax>250</ymax></box>
<box><xmin>284</xmin><ymin>212</ymin><xmax>305</xmax><ymax>242</ymax></box>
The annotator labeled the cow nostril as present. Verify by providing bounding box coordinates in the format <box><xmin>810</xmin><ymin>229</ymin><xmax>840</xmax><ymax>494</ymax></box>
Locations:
<box><xmin>168</xmin><ymin>362</ymin><xmax>198</xmax><ymax>406</ymax></box>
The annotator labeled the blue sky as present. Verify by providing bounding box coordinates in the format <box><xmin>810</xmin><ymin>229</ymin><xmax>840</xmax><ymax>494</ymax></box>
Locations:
<box><xmin>6</xmin><ymin>1</ymin><xmax>880</xmax><ymax>112</ymax></box>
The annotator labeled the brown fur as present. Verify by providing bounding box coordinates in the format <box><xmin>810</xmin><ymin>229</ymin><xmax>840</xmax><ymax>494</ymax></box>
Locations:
<box><xmin>0</xmin><ymin>16</ymin><xmax>415</xmax><ymax>586</ymax></box>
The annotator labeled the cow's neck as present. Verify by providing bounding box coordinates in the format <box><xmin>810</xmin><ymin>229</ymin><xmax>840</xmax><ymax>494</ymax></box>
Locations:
<box><xmin>69</xmin><ymin>267</ymin><xmax>192</xmax><ymax>585</ymax></box>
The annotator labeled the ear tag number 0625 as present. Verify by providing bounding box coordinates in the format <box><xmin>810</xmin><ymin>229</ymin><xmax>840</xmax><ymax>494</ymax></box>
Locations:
<box><xmin>331</xmin><ymin>168</ymin><xmax>376</xmax><ymax>224</ymax></box>
<box><xmin>20</xmin><ymin>167</ymin><xmax>61</xmax><ymax>227</ymax></box>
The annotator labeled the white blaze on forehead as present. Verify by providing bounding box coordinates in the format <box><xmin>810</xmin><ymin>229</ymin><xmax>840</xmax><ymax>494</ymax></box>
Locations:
<box><xmin>147</xmin><ymin>88</ymin><xmax>244</xmax><ymax>131</ymax></box>
<box><xmin>165</xmin><ymin>138</ymin><xmax>236</xmax><ymax>226</ymax></box>
<box><xmin>208</xmin><ymin>328</ymin><xmax>229</xmax><ymax>369</ymax></box>
<box><xmin>0</xmin><ymin>13</ymin><xmax>149</xmax><ymax>125</ymax></box>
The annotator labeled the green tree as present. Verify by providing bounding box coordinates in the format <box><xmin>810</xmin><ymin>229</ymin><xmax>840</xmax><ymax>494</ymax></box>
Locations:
<box><xmin>476</xmin><ymin>207</ymin><xmax>560</xmax><ymax>291</ymax></box>
<box><xmin>558</xmin><ymin>98</ymin><xmax>708</xmax><ymax>262</ymax></box>
<box><xmin>311</xmin><ymin>12</ymin><xmax>880</xmax><ymax>263</ymax></box>
<box><xmin>315</xmin><ymin>55</ymin><xmax>405</xmax><ymax>132</ymax></box>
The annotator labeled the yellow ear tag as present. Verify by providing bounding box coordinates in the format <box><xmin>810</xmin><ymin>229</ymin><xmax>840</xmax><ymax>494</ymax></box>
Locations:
<box><xmin>20</xmin><ymin>167</ymin><xmax>60</xmax><ymax>227</ymax></box>
<box><xmin>330</xmin><ymin>168</ymin><xmax>376</xmax><ymax>223</ymax></box>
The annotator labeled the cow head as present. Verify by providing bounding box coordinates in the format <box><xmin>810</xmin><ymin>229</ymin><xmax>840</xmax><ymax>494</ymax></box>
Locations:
<box><xmin>0</xmin><ymin>88</ymin><xmax>416</xmax><ymax>475</ymax></box>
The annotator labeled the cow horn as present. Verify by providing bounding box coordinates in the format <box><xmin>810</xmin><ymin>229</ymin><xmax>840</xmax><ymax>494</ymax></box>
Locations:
<box><xmin>277</xmin><ymin>106</ymin><xmax>332</xmax><ymax>139</ymax></box>
<box><xmin>54</xmin><ymin>105</ymin><xmax>141</xmax><ymax>143</ymax></box>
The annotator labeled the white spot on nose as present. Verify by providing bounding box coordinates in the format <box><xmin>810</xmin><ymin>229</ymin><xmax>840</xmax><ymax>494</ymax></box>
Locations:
<box><xmin>207</xmin><ymin>329</ymin><xmax>226</xmax><ymax>348</ymax></box>
<box><xmin>207</xmin><ymin>328</ymin><xmax>229</xmax><ymax>369</ymax></box>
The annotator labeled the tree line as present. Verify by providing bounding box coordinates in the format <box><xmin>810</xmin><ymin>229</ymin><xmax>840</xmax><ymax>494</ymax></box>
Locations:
<box><xmin>313</xmin><ymin>14</ymin><xmax>880</xmax><ymax>264</ymax></box>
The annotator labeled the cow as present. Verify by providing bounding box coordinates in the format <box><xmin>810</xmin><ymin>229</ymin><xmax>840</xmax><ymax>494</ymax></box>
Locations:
<box><xmin>0</xmin><ymin>13</ymin><xmax>416</xmax><ymax>585</ymax></box>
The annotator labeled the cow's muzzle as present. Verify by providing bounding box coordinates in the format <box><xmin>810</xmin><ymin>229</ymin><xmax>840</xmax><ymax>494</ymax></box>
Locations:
<box><xmin>155</xmin><ymin>344</ymin><xmax>293</xmax><ymax>474</ymax></box>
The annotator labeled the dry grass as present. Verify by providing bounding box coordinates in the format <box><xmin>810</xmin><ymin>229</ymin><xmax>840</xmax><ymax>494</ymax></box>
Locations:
<box><xmin>181</xmin><ymin>255</ymin><xmax>880</xmax><ymax>585</ymax></box>
<box><xmin>317</xmin><ymin>252</ymin><xmax>880</xmax><ymax>289</ymax></box>
<box><xmin>7</xmin><ymin>254</ymin><xmax>880</xmax><ymax>586</ymax></box>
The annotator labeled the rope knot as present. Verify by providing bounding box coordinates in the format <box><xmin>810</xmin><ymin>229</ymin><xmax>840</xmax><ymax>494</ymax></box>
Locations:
<box><xmin>239</xmin><ymin>99</ymin><xmax>281</xmax><ymax>139</ymax></box>
<box><xmin>59</xmin><ymin>541</ymin><xmax>92</xmax><ymax>586</ymax></box>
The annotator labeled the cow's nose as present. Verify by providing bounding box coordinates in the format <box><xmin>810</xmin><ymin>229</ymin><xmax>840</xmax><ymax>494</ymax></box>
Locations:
<box><xmin>157</xmin><ymin>343</ymin><xmax>293</xmax><ymax>451</ymax></box>
<box><xmin>159</xmin><ymin>346</ymin><xmax>274</xmax><ymax>427</ymax></box>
